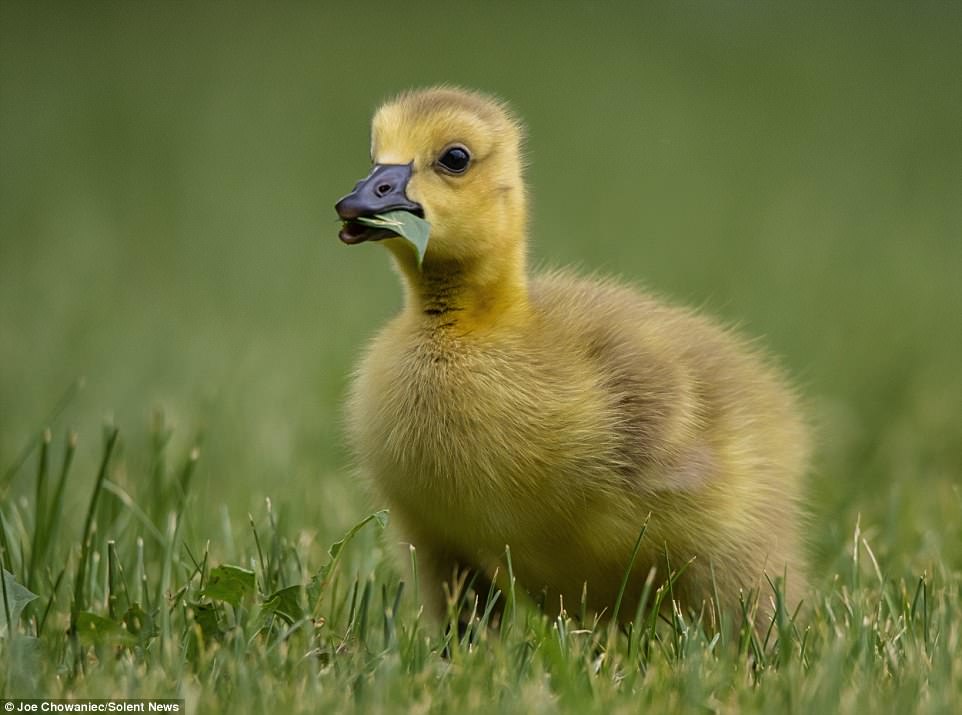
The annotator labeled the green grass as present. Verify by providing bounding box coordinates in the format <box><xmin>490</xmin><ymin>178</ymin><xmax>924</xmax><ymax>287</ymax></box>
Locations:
<box><xmin>1</xmin><ymin>1</ymin><xmax>960</xmax><ymax>712</ymax></box>
<box><xmin>0</xmin><ymin>425</ymin><xmax>960</xmax><ymax>713</ymax></box>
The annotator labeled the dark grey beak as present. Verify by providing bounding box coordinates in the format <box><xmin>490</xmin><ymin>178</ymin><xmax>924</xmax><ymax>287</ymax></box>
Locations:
<box><xmin>335</xmin><ymin>163</ymin><xmax>424</xmax><ymax>244</ymax></box>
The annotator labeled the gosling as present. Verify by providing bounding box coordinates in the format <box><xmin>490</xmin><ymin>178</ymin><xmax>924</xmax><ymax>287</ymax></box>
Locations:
<box><xmin>334</xmin><ymin>87</ymin><xmax>809</xmax><ymax>624</ymax></box>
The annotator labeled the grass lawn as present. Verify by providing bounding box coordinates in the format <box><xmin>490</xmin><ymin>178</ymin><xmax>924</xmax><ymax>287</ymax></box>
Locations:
<box><xmin>1</xmin><ymin>3</ymin><xmax>960</xmax><ymax>712</ymax></box>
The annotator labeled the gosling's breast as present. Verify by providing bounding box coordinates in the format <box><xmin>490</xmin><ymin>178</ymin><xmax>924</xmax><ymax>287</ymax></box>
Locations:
<box><xmin>348</xmin><ymin>320</ymin><xmax>623</xmax><ymax>543</ymax></box>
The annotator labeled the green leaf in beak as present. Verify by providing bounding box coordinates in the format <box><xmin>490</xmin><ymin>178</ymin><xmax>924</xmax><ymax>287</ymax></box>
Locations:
<box><xmin>357</xmin><ymin>211</ymin><xmax>431</xmax><ymax>267</ymax></box>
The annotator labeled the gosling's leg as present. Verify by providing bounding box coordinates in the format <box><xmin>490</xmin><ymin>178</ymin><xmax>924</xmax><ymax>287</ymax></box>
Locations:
<box><xmin>401</xmin><ymin>537</ymin><xmax>503</xmax><ymax>630</ymax></box>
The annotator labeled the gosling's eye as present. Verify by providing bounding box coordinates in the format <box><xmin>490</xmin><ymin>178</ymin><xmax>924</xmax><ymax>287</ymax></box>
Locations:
<box><xmin>436</xmin><ymin>145</ymin><xmax>471</xmax><ymax>174</ymax></box>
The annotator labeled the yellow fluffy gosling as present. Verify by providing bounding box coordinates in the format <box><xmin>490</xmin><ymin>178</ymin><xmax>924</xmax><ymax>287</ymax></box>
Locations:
<box><xmin>334</xmin><ymin>87</ymin><xmax>809</xmax><ymax>624</ymax></box>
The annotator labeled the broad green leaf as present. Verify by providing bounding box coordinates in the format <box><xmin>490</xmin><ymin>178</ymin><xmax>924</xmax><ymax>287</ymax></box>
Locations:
<box><xmin>187</xmin><ymin>600</ymin><xmax>224</xmax><ymax>641</ymax></box>
<box><xmin>357</xmin><ymin>211</ymin><xmax>431</xmax><ymax>267</ymax></box>
<box><xmin>203</xmin><ymin>564</ymin><xmax>255</xmax><ymax>607</ymax></box>
<box><xmin>0</xmin><ymin>569</ymin><xmax>38</xmax><ymax>638</ymax></box>
<box><xmin>324</xmin><ymin>510</ymin><xmax>388</xmax><ymax>574</ymax></box>
<box><xmin>122</xmin><ymin>603</ymin><xmax>158</xmax><ymax>645</ymax></box>
<box><xmin>307</xmin><ymin>510</ymin><xmax>388</xmax><ymax>609</ymax></box>
<box><xmin>259</xmin><ymin>584</ymin><xmax>304</xmax><ymax>626</ymax></box>
<box><xmin>75</xmin><ymin>611</ymin><xmax>136</xmax><ymax>646</ymax></box>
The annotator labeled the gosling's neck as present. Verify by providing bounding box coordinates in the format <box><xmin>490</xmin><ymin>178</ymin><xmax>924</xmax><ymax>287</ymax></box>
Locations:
<box><xmin>388</xmin><ymin>236</ymin><xmax>530</xmax><ymax>333</ymax></box>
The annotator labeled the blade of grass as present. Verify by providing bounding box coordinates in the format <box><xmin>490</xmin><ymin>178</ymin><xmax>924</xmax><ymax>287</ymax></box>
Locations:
<box><xmin>409</xmin><ymin>545</ymin><xmax>419</xmax><ymax>615</ymax></box>
<box><xmin>70</xmin><ymin>427</ymin><xmax>119</xmax><ymax>632</ymax></box>
<box><xmin>1</xmin><ymin>547</ymin><xmax>12</xmax><ymax>634</ymax></box>
<box><xmin>628</xmin><ymin>566</ymin><xmax>657</xmax><ymax>661</ymax></box>
<box><xmin>249</xmin><ymin>513</ymin><xmax>268</xmax><ymax>596</ymax></box>
<box><xmin>27</xmin><ymin>429</ymin><xmax>51</xmax><ymax>591</ymax></box>
<box><xmin>357</xmin><ymin>575</ymin><xmax>373</xmax><ymax>646</ymax></box>
<box><xmin>40</xmin><ymin>432</ymin><xmax>78</xmax><ymax>565</ymax></box>
<box><xmin>0</xmin><ymin>507</ymin><xmax>17</xmax><ymax>585</ymax></box>
<box><xmin>134</xmin><ymin>537</ymin><xmax>145</xmax><ymax>610</ymax></box>
<box><xmin>37</xmin><ymin>564</ymin><xmax>67</xmax><ymax>637</ymax></box>
<box><xmin>710</xmin><ymin>560</ymin><xmax>726</xmax><ymax>645</ymax></box>
<box><xmin>612</xmin><ymin>513</ymin><xmax>650</xmax><ymax>624</ymax></box>
<box><xmin>501</xmin><ymin>544</ymin><xmax>517</xmax><ymax>636</ymax></box>
<box><xmin>106</xmin><ymin>541</ymin><xmax>130</xmax><ymax>619</ymax></box>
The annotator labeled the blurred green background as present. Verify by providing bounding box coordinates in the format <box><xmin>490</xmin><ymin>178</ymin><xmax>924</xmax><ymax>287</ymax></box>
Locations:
<box><xmin>1</xmin><ymin>2</ymin><xmax>960</xmax><ymax>574</ymax></box>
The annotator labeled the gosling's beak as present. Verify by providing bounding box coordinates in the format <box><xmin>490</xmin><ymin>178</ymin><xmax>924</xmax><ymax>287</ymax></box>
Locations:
<box><xmin>334</xmin><ymin>163</ymin><xmax>424</xmax><ymax>244</ymax></box>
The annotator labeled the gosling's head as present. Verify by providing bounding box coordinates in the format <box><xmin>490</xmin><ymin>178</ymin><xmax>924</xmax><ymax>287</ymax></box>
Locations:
<box><xmin>335</xmin><ymin>87</ymin><xmax>527</xmax><ymax>271</ymax></box>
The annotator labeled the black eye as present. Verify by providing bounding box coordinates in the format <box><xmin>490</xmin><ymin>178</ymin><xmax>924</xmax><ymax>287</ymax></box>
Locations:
<box><xmin>437</xmin><ymin>145</ymin><xmax>471</xmax><ymax>174</ymax></box>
